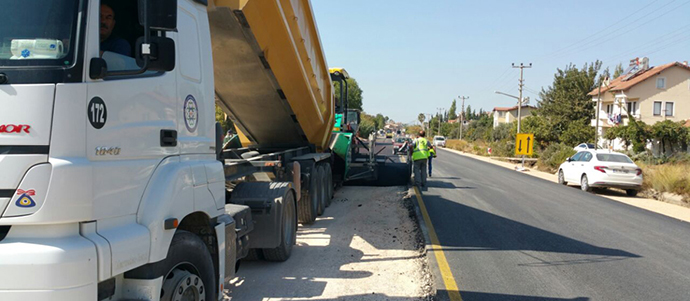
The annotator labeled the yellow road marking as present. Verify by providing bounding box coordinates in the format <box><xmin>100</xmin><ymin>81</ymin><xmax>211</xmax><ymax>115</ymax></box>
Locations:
<box><xmin>414</xmin><ymin>186</ymin><xmax>463</xmax><ymax>301</ymax></box>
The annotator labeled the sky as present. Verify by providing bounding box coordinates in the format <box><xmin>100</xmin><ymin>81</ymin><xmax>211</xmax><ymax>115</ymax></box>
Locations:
<box><xmin>311</xmin><ymin>0</ymin><xmax>690</xmax><ymax>124</ymax></box>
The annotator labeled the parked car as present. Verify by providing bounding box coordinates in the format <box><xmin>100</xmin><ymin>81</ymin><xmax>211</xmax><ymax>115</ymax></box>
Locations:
<box><xmin>433</xmin><ymin>136</ymin><xmax>446</xmax><ymax>147</ymax></box>
<box><xmin>573</xmin><ymin>143</ymin><xmax>596</xmax><ymax>151</ymax></box>
<box><xmin>393</xmin><ymin>137</ymin><xmax>411</xmax><ymax>154</ymax></box>
<box><xmin>557</xmin><ymin>150</ymin><xmax>642</xmax><ymax>196</ymax></box>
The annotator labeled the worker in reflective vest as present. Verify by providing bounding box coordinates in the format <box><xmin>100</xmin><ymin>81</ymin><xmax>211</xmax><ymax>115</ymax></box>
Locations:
<box><xmin>411</xmin><ymin>130</ymin><xmax>431</xmax><ymax>188</ymax></box>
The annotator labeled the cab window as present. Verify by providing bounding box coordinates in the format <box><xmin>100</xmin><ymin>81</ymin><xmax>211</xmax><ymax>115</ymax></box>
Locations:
<box><xmin>99</xmin><ymin>0</ymin><xmax>162</xmax><ymax>74</ymax></box>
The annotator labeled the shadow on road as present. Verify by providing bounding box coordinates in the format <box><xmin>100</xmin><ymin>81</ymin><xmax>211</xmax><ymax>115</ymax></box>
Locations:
<box><xmin>425</xmin><ymin>181</ymin><xmax>474</xmax><ymax>189</ymax></box>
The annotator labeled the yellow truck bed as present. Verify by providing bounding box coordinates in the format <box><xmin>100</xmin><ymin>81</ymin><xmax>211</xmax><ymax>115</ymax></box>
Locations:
<box><xmin>208</xmin><ymin>0</ymin><xmax>334</xmax><ymax>151</ymax></box>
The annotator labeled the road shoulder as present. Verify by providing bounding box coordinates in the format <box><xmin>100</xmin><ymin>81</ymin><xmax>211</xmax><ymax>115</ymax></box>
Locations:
<box><xmin>439</xmin><ymin>147</ymin><xmax>690</xmax><ymax>224</ymax></box>
<box><xmin>226</xmin><ymin>186</ymin><xmax>433</xmax><ymax>300</ymax></box>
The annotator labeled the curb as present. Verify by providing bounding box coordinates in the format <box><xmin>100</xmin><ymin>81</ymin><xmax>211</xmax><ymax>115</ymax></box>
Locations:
<box><xmin>406</xmin><ymin>186</ymin><xmax>449</xmax><ymax>301</ymax></box>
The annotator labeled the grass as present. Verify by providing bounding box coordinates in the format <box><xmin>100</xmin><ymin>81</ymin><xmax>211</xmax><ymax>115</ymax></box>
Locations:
<box><xmin>446</xmin><ymin>139</ymin><xmax>490</xmax><ymax>156</ymax></box>
<box><xmin>640</xmin><ymin>163</ymin><xmax>690</xmax><ymax>198</ymax></box>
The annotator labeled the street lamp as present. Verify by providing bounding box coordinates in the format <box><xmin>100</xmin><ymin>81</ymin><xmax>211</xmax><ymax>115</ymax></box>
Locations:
<box><xmin>495</xmin><ymin>91</ymin><xmax>529</xmax><ymax>133</ymax></box>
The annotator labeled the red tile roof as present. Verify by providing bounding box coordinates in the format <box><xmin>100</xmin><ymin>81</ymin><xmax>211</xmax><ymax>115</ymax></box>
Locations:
<box><xmin>588</xmin><ymin>62</ymin><xmax>690</xmax><ymax>96</ymax></box>
<box><xmin>492</xmin><ymin>105</ymin><xmax>536</xmax><ymax>112</ymax></box>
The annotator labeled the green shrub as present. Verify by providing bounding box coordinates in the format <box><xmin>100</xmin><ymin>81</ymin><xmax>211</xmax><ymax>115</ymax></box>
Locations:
<box><xmin>489</xmin><ymin>139</ymin><xmax>515</xmax><ymax>157</ymax></box>
<box><xmin>642</xmin><ymin>163</ymin><xmax>690</xmax><ymax>197</ymax></box>
<box><xmin>491</xmin><ymin>123</ymin><xmax>515</xmax><ymax>142</ymax></box>
<box><xmin>537</xmin><ymin>143</ymin><xmax>576</xmax><ymax>172</ymax></box>
<box><xmin>446</xmin><ymin>139</ymin><xmax>469</xmax><ymax>152</ymax></box>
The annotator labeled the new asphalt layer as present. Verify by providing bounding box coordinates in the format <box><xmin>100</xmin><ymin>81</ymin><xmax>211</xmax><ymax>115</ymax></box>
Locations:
<box><xmin>418</xmin><ymin>147</ymin><xmax>690</xmax><ymax>301</ymax></box>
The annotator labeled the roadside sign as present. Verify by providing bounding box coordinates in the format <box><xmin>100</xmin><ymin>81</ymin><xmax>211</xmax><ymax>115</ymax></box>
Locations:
<box><xmin>515</xmin><ymin>133</ymin><xmax>534</xmax><ymax>156</ymax></box>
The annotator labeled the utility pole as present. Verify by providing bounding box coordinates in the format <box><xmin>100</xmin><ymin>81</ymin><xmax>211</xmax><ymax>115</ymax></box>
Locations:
<box><xmin>436</xmin><ymin>107</ymin><xmax>443</xmax><ymax>137</ymax></box>
<box><xmin>512</xmin><ymin>63</ymin><xmax>531</xmax><ymax>171</ymax></box>
<box><xmin>594</xmin><ymin>77</ymin><xmax>609</xmax><ymax>150</ymax></box>
<box><xmin>512</xmin><ymin>63</ymin><xmax>531</xmax><ymax>134</ymax></box>
<box><xmin>458</xmin><ymin>96</ymin><xmax>469</xmax><ymax>140</ymax></box>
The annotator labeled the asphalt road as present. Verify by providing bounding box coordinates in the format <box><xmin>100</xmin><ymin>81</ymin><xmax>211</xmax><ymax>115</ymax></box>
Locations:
<box><xmin>423</xmin><ymin>148</ymin><xmax>690</xmax><ymax>301</ymax></box>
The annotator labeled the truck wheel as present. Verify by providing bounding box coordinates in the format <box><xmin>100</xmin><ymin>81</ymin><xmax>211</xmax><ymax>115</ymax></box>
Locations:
<box><xmin>316</xmin><ymin>165</ymin><xmax>326</xmax><ymax>216</ymax></box>
<box><xmin>262</xmin><ymin>191</ymin><xmax>297</xmax><ymax>261</ymax></box>
<box><xmin>160</xmin><ymin>231</ymin><xmax>216</xmax><ymax>301</ymax></box>
<box><xmin>324</xmin><ymin>163</ymin><xmax>333</xmax><ymax>207</ymax></box>
<box><xmin>298</xmin><ymin>171</ymin><xmax>318</xmax><ymax>224</ymax></box>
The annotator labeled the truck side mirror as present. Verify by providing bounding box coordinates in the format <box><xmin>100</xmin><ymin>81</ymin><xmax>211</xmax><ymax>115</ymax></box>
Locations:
<box><xmin>89</xmin><ymin>58</ymin><xmax>108</xmax><ymax>79</ymax></box>
<box><xmin>136</xmin><ymin>36</ymin><xmax>175</xmax><ymax>72</ymax></box>
<box><xmin>139</xmin><ymin>0</ymin><xmax>178</xmax><ymax>31</ymax></box>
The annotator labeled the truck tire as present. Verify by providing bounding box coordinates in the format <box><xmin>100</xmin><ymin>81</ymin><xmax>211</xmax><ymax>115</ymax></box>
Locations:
<box><xmin>298</xmin><ymin>171</ymin><xmax>319</xmax><ymax>224</ymax></box>
<box><xmin>159</xmin><ymin>231</ymin><xmax>216</xmax><ymax>301</ymax></box>
<box><xmin>262</xmin><ymin>191</ymin><xmax>297</xmax><ymax>261</ymax></box>
<box><xmin>324</xmin><ymin>163</ymin><xmax>333</xmax><ymax>207</ymax></box>
<box><xmin>316</xmin><ymin>165</ymin><xmax>326</xmax><ymax>216</ymax></box>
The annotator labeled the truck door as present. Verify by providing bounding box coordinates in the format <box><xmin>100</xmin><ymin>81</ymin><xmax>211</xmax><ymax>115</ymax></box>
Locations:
<box><xmin>85</xmin><ymin>1</ymin><xmax>178</xmax><ymax>219</ymax></box>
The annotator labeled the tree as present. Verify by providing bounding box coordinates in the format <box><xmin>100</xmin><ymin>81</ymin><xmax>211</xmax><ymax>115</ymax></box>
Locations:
<box><xmin>465</xmin><ymin>105</ymin><xmax>472</xmax><ymax>121</ymax></box>
<box><xmin>374</xmin><ymin>113</ymin><xmax>385</xmax><ymax>130</ymax></box>
<box><xmin>613</xmin><ymin>63</ymin><xmax>624</xmax><ymax>78</ymax></box>
<box><xmin>652</xmin><ymin>120</ymin><xmax>688</xmax><ymax>154</ymax></box>
<box><xmin>603</xmin><ymin>120</ymin><xmax>651</xmax><ymax>152</ymax></box>
<box><xmin>358</xmin><ymin>113</ymin><xmax>376</xmax><ymax>137</ymax></box>
<box><xmin>537</xmin><ymin>61</ymin><xmax>602</xmax><ymax>145</ymax></box>
<box><xmin>406</xmin><ymin>125</ymin><xmax>422</xmax><ymax>136</ymax></box>
<box><xmin>521</xmin><ymin>115</ymin><xmax>557</xmax><ymax>148</ymax></box>
<box><xmin>448</xmin><ymin>100</ymin><xmax>457</xmax><ymax>120</ymax></box>
<box><xmin>333</xmin><ymin>77</ymin><xmax>364</xmax><ymax>111</ymax></box>
<box><xmin>418</xmin><ymin>113</ymin><xmax>426</xmax><ymax>125</ymax></box>
<box><xmin>215</xmin><ymin>104</ymin><xmax>234</xmax><ymax>133</ymax></box>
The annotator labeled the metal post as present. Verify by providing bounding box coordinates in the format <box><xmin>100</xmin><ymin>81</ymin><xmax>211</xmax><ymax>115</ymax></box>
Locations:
<box><xmin>458</xmin><ymin>96</ymin><xmax>469</xmax><ymax>140</ymax></box>
<box><xmin>513</xmin><ymin>63</ymin><xmax>531</xmax><ymax>170</ymax></box>
<box><xmin>437</xmin><ymin>107</ymin><xmax>443</xmax><ymax>137</ymax></box>
<box><xmin>595</xmin><ymin>85</ymin><xmax>602</xmax><ymax>150</ymax></box>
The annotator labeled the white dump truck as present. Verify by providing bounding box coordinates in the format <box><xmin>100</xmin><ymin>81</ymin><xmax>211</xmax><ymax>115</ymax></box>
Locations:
<box><xmin>0</xmin><ymin>0</ymin><xmax>337</xmax><ymax>300</ymax></box>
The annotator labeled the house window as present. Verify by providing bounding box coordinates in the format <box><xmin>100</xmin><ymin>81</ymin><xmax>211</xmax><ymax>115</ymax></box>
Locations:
<box><xmin>606</xmin><ymin>104</ymin><xmax>613</xmax><ymax>115</ymax></box>
<box><xmin>626</xmin><ymin>102</ymin><xmax>637</xmax><ymax>116</ymax></box>
<box><xmin>499</xmin><ymin>111</ymin><xmax>505</xmax><ymax>117</ymax></box>
<box><xmin>656</xmin><ymin>77</ymin><xmax>666</xmax><ymax>89</ymax></box>
<box><xmin>653</xmin><ymin>101</ymin><xmax>662</xmax><ymax>116</ymax></box>
<box><xmin>665</xmin><ymin>102</ymin><xmax>674</xmax><ymax>117</ymax></box>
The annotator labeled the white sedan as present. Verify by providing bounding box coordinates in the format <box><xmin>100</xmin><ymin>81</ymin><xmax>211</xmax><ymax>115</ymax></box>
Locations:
<box><xmin>433</xmin><ymin>136</ymin><xmax>446</xmax><ymax>147</ymax></box>
<box><xmin>573</xmin><ymin>143</ymin><xmax>596</xmax><ymax>151</ymax></box>
<box><xmin>557</xmin><ymin>150</ymin><xmax>642</xmax><ymax>196</ymax></box>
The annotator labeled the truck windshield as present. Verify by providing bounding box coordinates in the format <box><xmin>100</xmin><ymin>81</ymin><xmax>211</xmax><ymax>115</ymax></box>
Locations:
<box><xmin>0</xmin><ymin>0</ymin><xmax>81</xmax><ymax>67</ymax></box>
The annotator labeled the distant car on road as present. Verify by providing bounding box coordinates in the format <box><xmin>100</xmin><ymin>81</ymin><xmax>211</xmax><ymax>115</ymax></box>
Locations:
<box><xmin>574</xmin><ymin>143</ymin><xmax>596</xmax><ymax>151</ymax></box>
<box><xmin>558</xmin><ymin>150</ymin><xmax>642</xmax><ymax>196</ymax></box>
<box><xmin>393</xmin><ymin>137</ymin><xmax>411</xmax><ymax>155</ymax></box>
<box><xmin>433</xmin><ymin>136</ymin><xmax>446</xmax><ymax>147</ymax></box>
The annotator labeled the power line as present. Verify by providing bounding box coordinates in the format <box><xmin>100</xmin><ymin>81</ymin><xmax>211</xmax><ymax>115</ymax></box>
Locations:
<box><xmin>604</xmin><ymin>23</ymin><xmax>690</xmax><ymax>62</ymax></box>
<box><xmin>642</xmin><ymin>34</ymin><xmax>690</xmax><ymax>57</ymax></box>
<box><xmin>535</xmin><ymin>0</ymin><xmax>664</xmax><ymax>61</ymax></box>
<box><xmin>539</xmin><ymin>0</ymin><xmax>690</xmax><ymax>63</ymax></box>
<box><xmin>566</xmin><ymin>0</ymin><xmax>690</xmax><ymax>56</ymax></box>
<box><xmin>481</xmin><ymin>67</ymin><xmax>512</xmax><ymax>92</ymax></box>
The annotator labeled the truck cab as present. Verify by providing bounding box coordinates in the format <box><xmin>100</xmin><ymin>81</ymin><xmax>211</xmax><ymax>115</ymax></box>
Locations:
<box><xmin>0</xmin><ymin>0</ymin><xmax>240</xmax><ymax>300</ymax></box>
